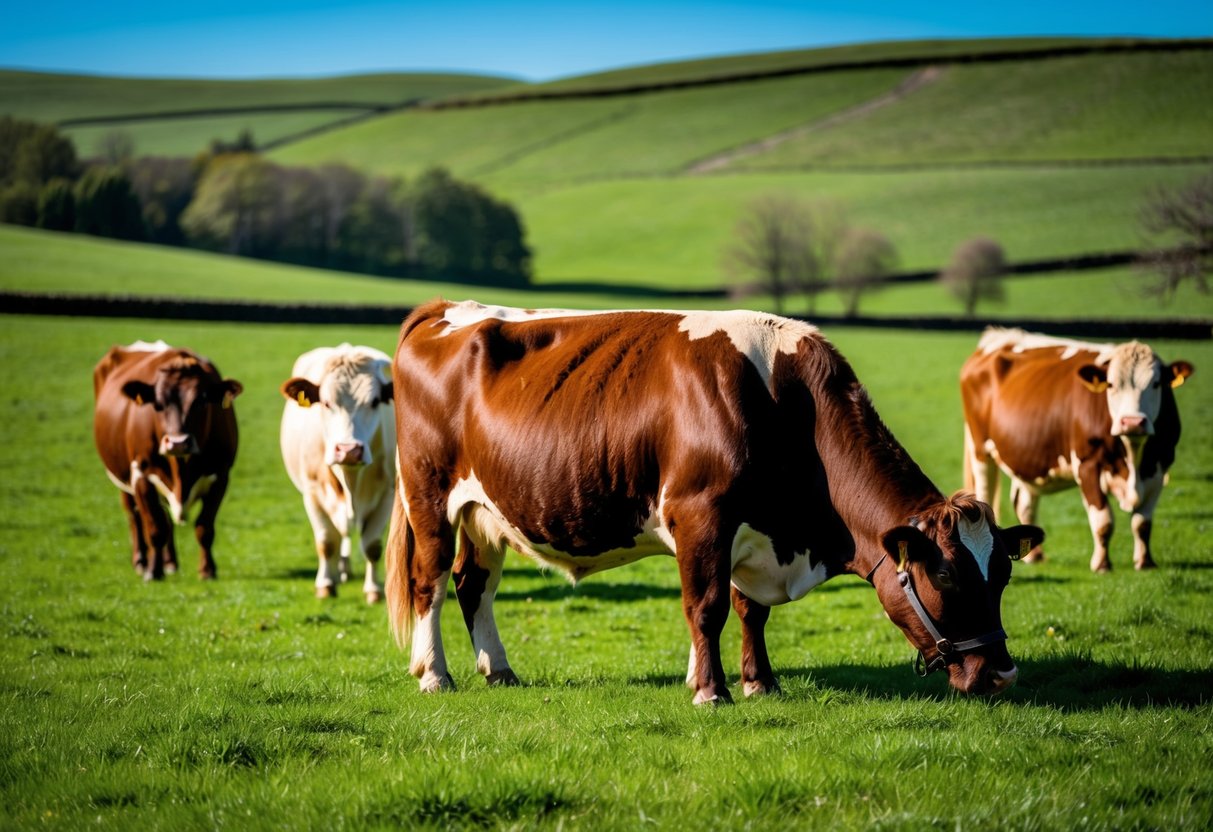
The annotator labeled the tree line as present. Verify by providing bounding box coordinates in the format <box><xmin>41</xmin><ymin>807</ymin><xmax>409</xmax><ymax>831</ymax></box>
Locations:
<box><xmin>0</xmin><ymin>118</ymin><xmax>532</xmax><ymax>287</ymax></box>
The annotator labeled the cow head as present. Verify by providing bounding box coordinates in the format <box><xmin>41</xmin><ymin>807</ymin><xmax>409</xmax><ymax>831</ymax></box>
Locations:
<box><xmin>1077</xmin><ymin>342</ymin><xmax>1193</xmax><ymax>438</ymax></box>
<box><xmin>875</xmin><ymin>494</ymin><xmax>1043</xmax><ymax>696</ymax></box>
<box><xmin>281</xmin><ymin>352</ymin><xmax>393</xmax><ymax>468</ymax></box>
<box><xmin>122</xmin><ymin>356</ymin><xmax>243</xmax><ymax>458</ymax></box>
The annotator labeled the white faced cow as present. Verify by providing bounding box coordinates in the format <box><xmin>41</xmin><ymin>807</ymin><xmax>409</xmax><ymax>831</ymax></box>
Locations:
<box><xmin>961</xmin><ymin>328</ymin><xmax>1193</xmax><ymax>571</ymax></box>
<box><xmin>280</xmin><ymin>345</ymin><xmax>395</xmax><ymax>602</ymax></box>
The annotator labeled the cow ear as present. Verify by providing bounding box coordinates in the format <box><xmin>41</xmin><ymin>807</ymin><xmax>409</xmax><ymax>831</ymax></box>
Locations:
<box><xmin>1077</xmin><ymin>364</ymin><xmax>1109</xmax><ymax>394</ymax></box>
<box><xmin>281</xmin><ymin>378</ymin><xmax>320</xmax><ymax>408</ymax></box>
<box><xmin>999</xmin><ymin>525</ymin><xmax>1045</xmax><ymax>561</ymax></box>
<box><xmin>216</xmin><ymin>379</ymin><xmax>243</xmax><ymax>409</ymax></box>
<box><xmin>1169</xmin><ymin>361</ymin><xmax>1193</xmax><ymax>389</ymax></box>
<box><xmin>377</xmin><ymin>381</ymin><xmax>394</xmax><ymax>405</ymax></box>
<box><xmin>880</xmin><ymin>526</ymin><xmax>933</xmax><ymax>572</ymax></box>
<box><xmin>122</xmin><ymin>381</ymin><xmax>156</xmax><ymax>407</ymax></box>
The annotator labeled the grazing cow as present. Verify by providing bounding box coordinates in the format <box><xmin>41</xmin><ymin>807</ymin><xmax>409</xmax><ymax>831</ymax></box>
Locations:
<box><xmin>385</xmin><ymin>300</ymin><xmax>1043</xmax><ymax>703</ymax></box>
<box><xmin>280</xmin><ymin>345</ymin><xmax>395</xmax><ymax>602</ymax></box>
<box><xmin>960</xmin><ymin>328</ymin><xmax>1193</xmax><ymax>572</ymax></box>
<box><xmin>93</xmin><ymin>341</ymin><xmax>242</xmax><ymax>580</ymax></box>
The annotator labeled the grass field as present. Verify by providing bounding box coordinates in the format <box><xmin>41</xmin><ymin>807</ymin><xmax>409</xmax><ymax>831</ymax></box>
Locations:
<box><xmin>1</xmin><ymin>313</ymin><xmax>1210</xmax><ymax>830</ymax></box>
<box><xmin>5</xmin><ymin>224</ymin><xmax>1213</xmax><ymax>321</ymax></box>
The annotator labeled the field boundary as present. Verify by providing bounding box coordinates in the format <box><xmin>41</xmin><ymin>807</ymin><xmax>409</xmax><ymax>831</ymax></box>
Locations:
<box><xmin>3</xmin><ymin>291</ymin><xmax>1208</xmax><ymax>339</ymax></box>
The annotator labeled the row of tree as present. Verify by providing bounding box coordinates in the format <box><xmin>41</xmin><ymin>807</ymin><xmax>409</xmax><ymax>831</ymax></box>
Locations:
<box><xmin>723</xmin><ymin>194</ymin><xmax>1004</xmax><ymax>317</ymax></box>
<box><xmin>0</xmin><ymin>117</ymin><xmax>533</xmax><ymax>286</ymax></box>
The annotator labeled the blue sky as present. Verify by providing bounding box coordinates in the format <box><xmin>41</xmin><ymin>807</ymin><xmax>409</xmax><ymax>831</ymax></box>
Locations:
<box><xmin>2</xmin><ymin>1</ymin><xmax>1210</xmax><ymax>81</ymax></box>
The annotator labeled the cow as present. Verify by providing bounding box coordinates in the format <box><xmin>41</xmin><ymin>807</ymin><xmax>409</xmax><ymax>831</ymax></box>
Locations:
<box><xmin>93</xmin><ymin>340</ymin><xmax>242</xmax><ymax>580</ymax></box>
<box><xmin>280</xmin><ymin>345</ymin><xmax>395</xmax><ymax>603</ymax></box>
<box><xmin>960</xmin><ymin>328</ymin><xmax>1193</xmax><ymax>572</ymax></box>
<box><xmin>384</xmin><ymin>300</ymin><xmax>1043</xmax><ymax>704</ymax></box>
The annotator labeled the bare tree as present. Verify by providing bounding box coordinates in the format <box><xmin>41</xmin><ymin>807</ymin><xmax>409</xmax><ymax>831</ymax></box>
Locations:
<box><xmin>940</xmin><ymin>236</ymin><xmax>1007</xmax><ymax>317</ymax></box>
<box><xmin>722</xmin><ymin>194</ymin><xmax>821</xmax><ymax>314</ymax></box>
<box><xmin>95</xmin><ymin>130</ymin><xmax>135</xmax><ymax>166</ymax></box>
<box><xmin>834</xmin><ymin>227</ymin><xmax>898</xmax><ymax>317</ymax></box>
<box><xmin>1139</xmin><ymin>173</ymin><xmax>1213</xmax><ymax>299</ymax></box>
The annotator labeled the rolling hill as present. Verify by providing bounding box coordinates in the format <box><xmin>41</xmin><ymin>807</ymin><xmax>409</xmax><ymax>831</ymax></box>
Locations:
<box><xmin>2</xmin><ymin>37</ymin><xmax>1212</xmax><ymax>308</ymax></box>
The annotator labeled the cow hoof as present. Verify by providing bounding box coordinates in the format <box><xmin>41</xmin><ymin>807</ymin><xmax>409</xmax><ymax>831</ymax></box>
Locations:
<box><xmin>1091</xmin><ymin>561</ymin><xmax>1111</xmax><ymax>574</ymax></box>
<box><xmin>316</xmin><ymin>585</ymin><xmax>337</xmax><ymax>599</ymax></box>
<box><xmin>364</xmin><ymin>590</ymin><xmax>382</xmax><ymax>604</ymax></box>
<box><xmin>743</xmin><ymin>679</ymin><xmax>782</xmax><ymax>698</ymax></box>
<box><xmin>164</xmin><ymin>563</ymin><xmax>178</xmax><ymax>575</ymax></box>
<box><xmin>1135</xmin><ymin>559</ymin><xmax>1157</xmax><ymax>571</ymax></box>
<box><xmin>486</xmin><ymin>669</ymin><xmax>521</xmax><ymax>687</ymax></box>
<box><xmin>199</xmin><ymin>570</ymin><xmax>216</xmax><ymax>581</ymax></box>
<box><xmin>143</xmin><ymin>570</ymin><xmax>165</xmax><ymax>582</ymax></box>
<box><xmin>419</xmin><ymin>672</ymin><xmax>456</xmax><ymax>693</ymax></box>
<box><xmin>692</xmin><ymin>689</ymin><xmax>733</xmax><ymax>706</ymax></box>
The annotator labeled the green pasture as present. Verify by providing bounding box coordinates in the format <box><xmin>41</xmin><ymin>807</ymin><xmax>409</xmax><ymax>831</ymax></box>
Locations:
<box><xmin>1</xmin><ymin>313</ymin><xmax>1210</xmax><ymax>830</ymax></box>
<box><xmin>5</xmin><ymin>224</ymin><xmax>1213</xmax><ymax>320</ymax></box>
<box><xmin>735</xmin><ymin>50</ymin><xmax>1213</xmax><ymax>169</ymax></box>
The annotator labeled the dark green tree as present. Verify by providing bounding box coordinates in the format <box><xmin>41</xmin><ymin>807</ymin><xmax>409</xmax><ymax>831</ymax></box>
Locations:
<box><xmin>36</xmin><ymin>178</ymin><xmax>76</xmax><ymax>231</ymax></box>
<box><xmin>73</xmin><ymin>166</ymin><xmax>145</xmax><ymax>240</ymax></box>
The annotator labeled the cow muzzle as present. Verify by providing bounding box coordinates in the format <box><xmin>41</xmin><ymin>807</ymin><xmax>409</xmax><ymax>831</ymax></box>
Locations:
<box><xmin>331</xmin><ymin>442</ymin><xmax>367</xmax><ymax>466</ymax></box>
<box><xmin>1113</xmin><ymin>414</ymin><xmax>1151</xmax><ymax>437</ymax></box>
<box><xmin>160</xmin><ymin>433</ymin><xmax>198</xmax><ymax>457</ymax></box>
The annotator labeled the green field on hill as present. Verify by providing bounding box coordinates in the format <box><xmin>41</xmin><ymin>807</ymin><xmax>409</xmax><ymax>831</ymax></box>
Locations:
<box><xmin>4</xmin><ymin>225</ymin><xmax>1212</xmax><ymax>320</ymax></box>
<box><xmin>0</xmin><ymin>314</ymin><xmax>1209</xmax><ymax>830</ymax></box>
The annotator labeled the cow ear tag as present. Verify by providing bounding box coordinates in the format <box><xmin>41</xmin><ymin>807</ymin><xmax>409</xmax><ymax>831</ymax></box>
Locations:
<box><xmin>135</xmin><ymin>394</ymin><xmax>144</xmax><ymax>406</ymax></box>
<box><xmin>297</xmin><ymin>390</ymin><xmax>311</xmax><ymax>408</ymax></box>
<box><xmin>897</xmin><ymin>540</ymin><xmax>910</xmax><ymax>573</ymax></box>
<box><xmin>1018</xmin><ymin>538</ymin><xmax>1031</xmax><ymax>561</ymax></box>
<box><xmin>222</xmin><ymin>391</ymin><xmax>234</xmax><ymax>409</ymax></box>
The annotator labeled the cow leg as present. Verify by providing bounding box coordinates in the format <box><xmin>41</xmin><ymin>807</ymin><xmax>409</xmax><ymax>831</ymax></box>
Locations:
<box><xmin>1010</xmin><ymin>478</ymin><xmax>1045</xmax><ymax>562</ymax></box>
<box><xmin>1080</xmin><ymin>463</ymin><xmax>1114</xmax><ymax>572</ymax></box>
<box><xmin>731</xmin><ymin>585</ymin><xmax>780</xmax><ymax>697</ymax></box>
<box><xmin>965</xmin><ymin>425</ymin><xmax>1002</xmax><ymax>522</ymax></box>
<box><xmin>453</xmin><ymin>529</ymin><xmax>519</xmax><ymax>686</ymax></box>
<box><xmin>339</xmin><ymin>537</ymin><xmax>352</xmax><ymax>584</ymax></box>
<box><xmin>408</xmin><ymin>511</ymin><xmax>457</xmax><ymax>693</ymax></box>
<box><xmin>674</xmin><ymin>521</ymin><xmax>733</xmax><ymax>705</ymax></box>
<box><xmin>1131</xmin><ymin>471</ymin><xmax>1165</xmax><ymax>570</ymax></box>
<box><xmin>193</xmin><ymin>475</ymin><xmax>227</xmax><ymax>580</ymax></box>
<box><xmin>359</xmin><ymin>492</ymin><xmax>394</xmax><ymax>603</ymax></box>
<box><xmin>132</xmin><ymin>477</ymin><xmax>171</xmax><ymax>581</ymax></box>
<box><xmin>120</xmin><ymin>492</ymin><xmax>149</xmax><ymax>575</ymax></box>
<box><xmin>302</xmin><ymin>494</ymin><xmax>342</xmax><ymax>596</ymax></box>
<box><xmin>163</xmin><ymin>529</ymin><xmax>180</xmax><ymax>575</ymax></box>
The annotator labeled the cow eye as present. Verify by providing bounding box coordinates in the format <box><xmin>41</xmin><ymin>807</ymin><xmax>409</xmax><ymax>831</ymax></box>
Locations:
<box><xmin>936</xmin><ymin>569</ymin><xmax>955</xmax><ymax>589</ymax></box>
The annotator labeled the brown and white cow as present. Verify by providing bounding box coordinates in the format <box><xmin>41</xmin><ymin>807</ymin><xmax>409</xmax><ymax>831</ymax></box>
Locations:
<box><xmin>93</xmin><ymin>340</ymin><xmax>242</xmax><ymax>580</ymax></box>
<box><xmin>280</xmin><ymin>344</ymin><xmax>396</xmax><ymax>602</ymax></box>
<box><xmin>385</xmin><ymin>300</ymin><xmax>1043</xmax><ymax>703</ymax></box>
<box><xmin>961</xmin><ymin>328</ymin><xmax>1192</xmax><ymax>572</ymax></box>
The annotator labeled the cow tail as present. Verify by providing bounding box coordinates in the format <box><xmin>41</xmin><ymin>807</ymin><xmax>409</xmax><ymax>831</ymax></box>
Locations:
<box><xmin>384</xmin><ymin>477</ymin><xmax>415</xmax><ymax>649</ymax></box>
<box><xmin>962</xmin><ymin>423</ymin><xmax>976</xmax><ymax>493</ymax></box>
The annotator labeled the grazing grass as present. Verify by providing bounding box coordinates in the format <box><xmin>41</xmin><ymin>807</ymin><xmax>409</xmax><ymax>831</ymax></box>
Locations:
<box><xmin>5</xmin><ymin>224</ymin><xmax>1213</xmax><ymax>320</ymax></box>
<box><xmin>0</xmin><ymin>314</ymin><xmax>1210</xmax><ymax>830</ymax></box>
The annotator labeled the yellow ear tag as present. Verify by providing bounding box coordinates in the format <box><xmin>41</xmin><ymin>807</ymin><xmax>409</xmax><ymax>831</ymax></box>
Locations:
<box><xmin>297</xmin><ymin>391</ymin><xmax>311</xmax><ymax>408</ymax></box>
<box><xmin>135</xmin><ymin>394</ymin><xmax>144</xmax><ymax>406</ymax></box>
<box><xmin>1171</xmin><ymin>374</ymin><xmax>1186</xmax><ymax>389</ymax></box>
<box><xmin>222</xmin><ymin>391</ymin><xmax>234</xmax><ymax>410</ymax></box>
<box><xmin>1019</xmin><ymin>538</ymin><xmax>1031</xmax><ymax>560</ymax></box>
<box><xmin>897</xmin><ymin>540</ymin><xmax>909</xmax><ymax>573</ymax></box>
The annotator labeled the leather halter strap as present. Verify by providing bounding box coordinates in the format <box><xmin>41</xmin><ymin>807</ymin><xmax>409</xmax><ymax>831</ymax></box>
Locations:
<box><xmin>868</xmin><ymin>552</ymin><xmax>1007</xmax><ymax>676</ymax></box>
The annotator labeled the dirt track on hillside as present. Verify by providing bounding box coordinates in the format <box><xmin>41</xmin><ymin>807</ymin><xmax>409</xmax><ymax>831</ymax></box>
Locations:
<box><xmin>685</xmin><ymin>65</ymin><xmax>945</xmax><ymax>175</ymax></box>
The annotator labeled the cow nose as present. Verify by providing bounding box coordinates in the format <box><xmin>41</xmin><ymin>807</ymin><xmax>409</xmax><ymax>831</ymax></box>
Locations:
<box><xmin>987</xmin><ymin>665</ymin><xmax>1018</xmax><ymax>694</ymax></box>
<box><xmin>160</xmin><ymin>433</ymin><xmax>196</xmax><ymax>457</ymax></box>
<box><xmin>333</xmin><ymin>442</ymin><xmax>365</xmax><ymax>465</ymax></box>
<box><xmin>1118</xmin><ymin>415</ymin><xmax>1147</xmax><ymax>435</ymax></box>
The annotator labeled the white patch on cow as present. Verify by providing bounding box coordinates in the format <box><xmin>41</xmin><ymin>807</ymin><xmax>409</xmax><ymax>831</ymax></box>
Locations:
<box><xmin>685</xmin><ymin>643</ymin><xmax>698</xmax><ymax>688</ymax></box>
<box><xmin>146</xmin><ymin>472</ymin><xmax>216</xmax><ymax>525</ymax></box>
<box><xmin>729</xmin><ymin>523</ymin><xmax>826</xmax><ymax>606</ymax></box>
<box><xmin>957</xmin><ymin>514</ymin><xmax>995</xmax><ymax>582</ymax></box>
<box><xmin>1104</xmin><ymin>342</ymin><xmax>1163</xmax><ymax>436</ymax></box>
<box><xmin>678</xmin><ymin>311</ymin><xmax>817</xmax><ymax>390</ymax></box>
<box><xmin>105</xmin><ymin>468</ymin><xmax>135</xmax><ymax>495</ymax></box>
<box><xmin>439</xmin><ymin>300</ymin><xmax>615</xmax><ymax>334</ymax></box>
<box><xmin>978</xmin><ymin>328</ymin><xmax>1115</xmax><ymax>364</ymax></box>
<box><xmin>124</xmin><ymin>339</ymin><xmax>171</xmax><ymax>353</ymax></box>
<box><xmin>410</xmin><ymin>580</ymin><xmax>452</xmax><ymax>692</ymax></box>
<box><xmin>447</xmin><ymin>471</ymin><xmax>672</xmax><ymax>583</ymax></box>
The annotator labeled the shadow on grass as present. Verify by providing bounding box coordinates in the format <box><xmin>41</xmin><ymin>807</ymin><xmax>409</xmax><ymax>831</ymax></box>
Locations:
<box><xmin>618</xmin><ymin>654</ymin><xmax>1211</xmax><ymax>710</ymax></box>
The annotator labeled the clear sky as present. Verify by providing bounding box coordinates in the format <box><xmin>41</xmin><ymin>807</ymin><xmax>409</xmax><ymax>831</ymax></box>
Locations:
<box><xmin>2</xmin><ymin>1</ymin><xmax>1211</xmax><ymax>81</ymax></box>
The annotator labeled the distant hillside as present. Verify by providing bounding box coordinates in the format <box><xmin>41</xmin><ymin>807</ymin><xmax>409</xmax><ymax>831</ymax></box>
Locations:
<box><xmin>0</xmin><ymin>69</ymin><xmax>516</xmax><ymax>157</ymax></box>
